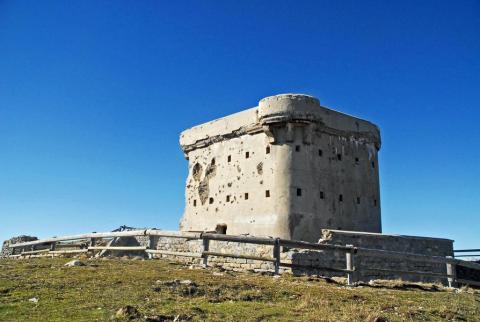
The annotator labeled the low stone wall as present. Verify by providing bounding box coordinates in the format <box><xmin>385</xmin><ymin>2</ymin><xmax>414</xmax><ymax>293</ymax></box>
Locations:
<box><xmin>2</xmin><ymin>229</ymin><xmax>457</xmax><ymax>284</ymax></box>
<box><xmin>152</xmin><ymin>230</ymin><xmax>454</xmax><ymax>284</ymax></box>
<box><xmin>1</xmin><ymin>236</ymin><xmax>38</xmax><ymax>258</ymax></box>
<box><xmin>319</xmin><ymin>230</ymin><xmax>454</xmax><ymax>282</ymax></box>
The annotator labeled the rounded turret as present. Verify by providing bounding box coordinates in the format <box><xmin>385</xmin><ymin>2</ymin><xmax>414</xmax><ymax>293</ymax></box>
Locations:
<box><xmin>258</xmin><ymin>94</ymin><xmax>321</xmax><ymax>124</ymax></box>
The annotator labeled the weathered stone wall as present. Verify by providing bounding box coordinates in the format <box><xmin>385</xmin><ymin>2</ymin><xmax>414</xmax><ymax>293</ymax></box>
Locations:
<box><xmin>179</xmin><ymin>94</ymin><xmax>382</xmax><ymax>242</ymax></box>
<box><xmin>153</xmin><ymin>230</ymin><xmax>455</xmax><ymax>284</ymax></box>
<box><xmin>1</xmin><ymin>236</ymin><xmax>38</xmax><ymax>258</ymax></box>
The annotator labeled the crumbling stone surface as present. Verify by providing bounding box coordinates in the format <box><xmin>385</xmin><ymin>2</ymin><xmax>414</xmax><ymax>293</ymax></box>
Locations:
<box><xmin>1</xmin><ymin>235</ymin><xmax>38</xmax><ymax>258</ymax></box>
<box><xmin>179</xmin><ymin>94</ymin><xmax>382</xmax><ymax>242</ymax></box>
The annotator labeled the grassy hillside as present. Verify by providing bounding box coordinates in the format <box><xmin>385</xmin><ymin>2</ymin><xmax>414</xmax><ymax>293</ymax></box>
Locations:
<box><xmin>0</xmin><ymin>258</ymin><xmax>478</xmax><ymax>321</ymax></box>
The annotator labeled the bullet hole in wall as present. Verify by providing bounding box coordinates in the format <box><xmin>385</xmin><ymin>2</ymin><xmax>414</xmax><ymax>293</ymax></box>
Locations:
<box><xmin>372</xmin><ymin>161</ymin><xmax>375</xmax><ymax>168</ymax></box>
<box><xmin>337</xmin><ymin>154</ymin><xmax>342</xmax><ymax>161</ymax></box>
<box><xmin>319</xmin><ymin>149</ymin><xmax>323</xmax><ymax>156</ymax></box>
<box><xmin>193</xmin><ymin>200</ymin><xmax>197</xmax><ymax>207</ymax></box>
<box><xmin>246</xmin><ymin>152</ymin><xmax>249</xmax><ymax>159</ymax></box>
<box><xmin>297</xmin><ymin>188</ymin><xmax>302</xmax><ymax>196</ymax></box>
<box><xmin>320</xmin><ymin>191</ymin><xmax>324</xmax><ymax>199</ymax></box>
<box><xmin>295</xmin><ymin>145</ymin><xmax>300</xmax><ymax>152</ymax></box>
<box><xmin>265</xmin><ymin>190</ymin><xmax>270</xmax><ymax>198</ymax></box>
<box><xmin>245</xmin><ymin>193</ymin><xmax>249</xmax><ymax>200</ymax></box>
<box><xmin>374</xmin><ymin>199</ymin><xmax>377</xmax><ymax>206</ymax></box>
<box><xmin>209</xmin><ymin>197</ymin><xmax>214</xmax><ymax>204</ymax></box>
<box><xmin>226</xmin><ymin>195</ymin><xmax>230</xmax><ymax>202</ymax></box>
<box><xmin>266</xmin><ymin>146</ymin><xmax>270</xmax><ymax>154</ymax></box>
<box><xmin>227</xmin><ymin>155</ymin><xmax>231</xmax><ymax>162</ymax></box>
<box><xmin>357</xmin><ymin>197</ymin><xmax>360</xmax><ymax>204</ymax></box>
<box><xmin>192</xmin><ymin>163</ymin><xmax>202</xmax><ymax>181</ymax></box>
<box><xmin>211</xmin><ymin>158</ymin><xmax>215</xmax><ymax>165</ymax></box>
<box><xmin>355</xmin><ymin>157</ymin><xmax>359</xmax><ymax>163</ymax></box>
<box><xmin>339</xmin><ymin>194</ymin><xmax>343</xmax><ymax>202</ymax></box>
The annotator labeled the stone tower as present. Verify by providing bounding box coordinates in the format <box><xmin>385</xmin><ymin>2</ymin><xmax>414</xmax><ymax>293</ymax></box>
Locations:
<box><xmin>179</xmin><ymin>94</ymin><xmax>381</xmax><ymax>242</ymax></box>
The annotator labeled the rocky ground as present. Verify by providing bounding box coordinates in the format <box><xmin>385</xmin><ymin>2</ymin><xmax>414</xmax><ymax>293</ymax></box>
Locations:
<box><xmin>0</xmin><ymin>257</ymin><xmax>479</xmax><ymax>321</ymax></box>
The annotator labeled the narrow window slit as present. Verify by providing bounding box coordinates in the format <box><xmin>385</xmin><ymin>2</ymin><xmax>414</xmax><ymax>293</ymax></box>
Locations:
<box><xmin>244</xmin><ymin>193</ymin><xmax>249</xmax><ymax>200</ymax></box>
<box><xmin>265</xmin><ymin>190</ymin><xmax>270</xmax><ymax>198</ymax></box>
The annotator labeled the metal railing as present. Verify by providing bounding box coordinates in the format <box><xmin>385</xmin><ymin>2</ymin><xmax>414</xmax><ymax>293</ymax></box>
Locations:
<box><xmin>6</xmin><ymin>230</ymin><xmax>480</xmax><ymax>287</ymax></box>
<box><xmin>454</xmin><ymin>249</ymin><xmax>480</xmax><ymax>258</ymax></box>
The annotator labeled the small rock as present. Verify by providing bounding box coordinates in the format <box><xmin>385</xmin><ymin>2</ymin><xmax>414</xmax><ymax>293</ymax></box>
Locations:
<box><xmin>28</xmin><ymin>297</ymin><xmax>39</xmax><ymax>303</ymax></box>
<box><xmin>64</xmin><ymin>260</ymin><xmax>85</xmax><ymax>267</ymax></box>
<box><xmin>212</xmin><ymin>272</ymin><xmax>223</xmax><ymax>276</ymax></box>
<box><xmin>115</xmin><ymin>305</ymin><xmax>140</xmax><ymax>319</ymax></box>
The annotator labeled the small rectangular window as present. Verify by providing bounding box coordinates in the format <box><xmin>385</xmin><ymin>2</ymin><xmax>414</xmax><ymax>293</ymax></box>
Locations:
<box><xmin>265</xmin><ymin>190</ymin><xmax>270</xmax><ymax>198</ymax></box>
<box><xmin>246</xmin><ymin>152</ymin><xmax>250</xmax><ymax>159</ymax></box>
<box><xmin>193</xmin><ymin>200</ymin><xmax>197</xmax><ymax>207</ymax></box>
<box><xmin>337</xmin><ymin>154</ymin><xmax>342</xmax><ymax>161</ymax></box>
<box><xmin>226</xmin><ymin>195</ymin><xmax>230</xmax><ymax>202</ymax></box>
<box><xmin>339</xmin><ymin>194</ymin><xmax>343</xmax><ymax>202</ymax></box>
<box><xmin>295</xmin><ymin>145</ymin><xmax>300</xmax><ymax>152</ymax></box>
<box><xmin>297</xmin><ymin>188</ymin><xmax>302</xmax><ymax>196</ymax></box>
<box><xmin>227</xmin><ymin>155</ymin><xmax>231</xmax><ymax>162</ymax></box>
<box><xmin>244</xmin><ymin>193</ymin><xmax>249</xmax><ymax>200</ymax></box>
<box><xmin>266</xmin><ymin>146</ymin><xmax>270</xmax><ymax>154</ymax></box>
<box><xmin>356</xmin><ymin>197</ymin><xmax>360</xmax><ymax>204</ymax></box>
<box><xmin>318</xmin><ymin>149</ymin><xmax>323</xmax><ymax>156</ymax></box>
<box><xmin>320</xmin><ymin>191</ymin><xmax>324</xmax><ymax>199</ymax></box>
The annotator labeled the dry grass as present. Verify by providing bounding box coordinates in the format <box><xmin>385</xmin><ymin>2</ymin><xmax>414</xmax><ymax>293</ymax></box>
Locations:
<box><xmin>0</xmin><ymin>258</ymin><xmax>479</xmax><ymax>321</ymax></box>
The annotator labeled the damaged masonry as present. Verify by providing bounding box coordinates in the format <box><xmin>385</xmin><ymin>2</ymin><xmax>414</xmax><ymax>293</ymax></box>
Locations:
<box><xmin>180</xmin><ymin>93</ymin><xmax>381</xmax><ymax>242</ymax></box>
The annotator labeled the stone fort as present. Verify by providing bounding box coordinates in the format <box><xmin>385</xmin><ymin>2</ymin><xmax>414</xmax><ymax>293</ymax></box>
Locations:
<box><xmin>5</xmin><ymin>93</ymin><xmax>470</xmax><ymax>285</ymax></box>
<box><xmin>180</xmin><ymin>94</ymin><xmax>381</xmax><ymax>242</ymax></box>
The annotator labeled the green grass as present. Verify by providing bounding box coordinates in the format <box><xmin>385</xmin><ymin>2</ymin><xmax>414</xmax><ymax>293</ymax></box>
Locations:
<box><xmin>0</xmin><ymin>257</ymin><xmax>479</xmax><ymax>321</ymax></box>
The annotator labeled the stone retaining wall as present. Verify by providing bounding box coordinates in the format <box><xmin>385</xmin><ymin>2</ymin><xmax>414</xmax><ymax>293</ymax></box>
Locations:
<box><xmin>152</xmin><ymin>230</ymin><xmax>454</xmax><ymax>284</ymax></box>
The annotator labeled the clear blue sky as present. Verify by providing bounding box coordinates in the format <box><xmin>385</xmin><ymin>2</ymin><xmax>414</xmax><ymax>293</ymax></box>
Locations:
<box><xmin>1</xmin><ymin>1</ymin><xmax>479</xmax><ymax>248</ymax></box>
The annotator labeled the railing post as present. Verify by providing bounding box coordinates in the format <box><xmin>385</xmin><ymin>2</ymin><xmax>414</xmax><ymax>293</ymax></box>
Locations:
<box><xmin>202</xmin><ymin>238</ymin><xmax>210</xmax><ymax>268</ymax></box>
<box><xmin>346</xmin><ymin>244</ymin><xmax>355</xmax><ymax>286</ymax></box>
<box><xmin>273</xmin><ymin>238</ymin><xmax>281</xmax><ymax>275</ymax></box>
<box><xmin>446</xmin><ymin>260</ymin><xmax>457</xmax><ymax>288</ymax></box>
<box><xmin>147</xmin><ymin>236</ymin><xmax>155</xmax><ymax>259</ymax></box>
